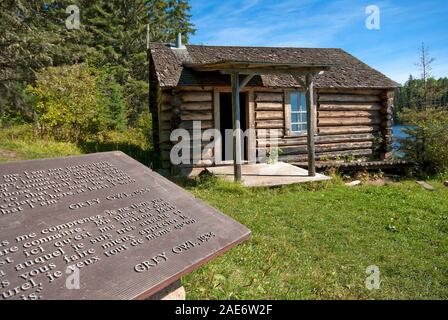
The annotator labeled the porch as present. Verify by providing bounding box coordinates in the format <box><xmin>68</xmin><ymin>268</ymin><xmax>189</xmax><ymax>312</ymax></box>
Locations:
<box><xmin>205</xmin><ymin>162</ymin><xmax>330</xmax><ymax>187</ymax></box>
<box><xmin>185</xmin><ymin>60</ymin><xmax>333</xmax><ymax>182</ymax></box>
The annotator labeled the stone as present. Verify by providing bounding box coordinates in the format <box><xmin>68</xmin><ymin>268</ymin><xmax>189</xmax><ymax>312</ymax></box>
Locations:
<box><xmin>444</xmin><ymin>181</ymin><xmax>448</xmax><ymax>187</ymax></box>
<box><xmin>0</xmin><ymin>152</ymin><xmax>250</xmax><ymax>300</ymax></box>
<box><xmin>345</xmin><ymin>180</ymin><xmax>361</xmax><ymax>187</ymax></box>
<box><xmin>417</xmin><ymin>181</ymin><xmax>436</xmax><ymax>191</ymax></box>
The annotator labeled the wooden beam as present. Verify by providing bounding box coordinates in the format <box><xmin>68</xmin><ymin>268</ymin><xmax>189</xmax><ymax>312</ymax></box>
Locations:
<box><xmin>213</xmin><ymin>89</ymin><xmax>222</xmax><ymax>164</ymax></box>
<box><xmin>240</xmin><ymin>74</ymin><xmax>255</xmax><ymax>89</ymax></box>
<box><xmin>220</xmin><ymin>69</ymin><xmax>319</xmax><ymax>76</ymax></box>
<box><xmin>231</xmin><ymin>72</ymin><xmax>242</xmax><ymax>181</ymax></box>
<box><xmin>306</xmin><ymin>74</ymin><xmax>316</xmax><ymax>177</ymax></box>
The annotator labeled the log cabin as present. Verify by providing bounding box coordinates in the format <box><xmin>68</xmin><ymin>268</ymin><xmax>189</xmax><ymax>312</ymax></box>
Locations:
<box><xmin>149</xmin><ymin>39</ymin><xmax>400</xmax><ymax>178</ymax></box>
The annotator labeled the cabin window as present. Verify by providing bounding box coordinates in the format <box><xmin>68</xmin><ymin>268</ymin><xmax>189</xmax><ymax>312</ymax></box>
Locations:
<box><xmin>290</xmin><ymin>92</ymin><xmax>307</xmax><ymax>133</ymax></box>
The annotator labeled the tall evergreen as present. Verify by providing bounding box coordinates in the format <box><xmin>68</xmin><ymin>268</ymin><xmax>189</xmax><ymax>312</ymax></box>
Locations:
<box><xmin>84</xmin><ymin>0</ymin><xmax>196</xmax><ymax>124</ymax></box>
<box><xmin>395</xmin><ymin>77</ymin><xmax>448</xmax><ymax>121</ymax></box>
<box><xmin>166</xmin><ymin>0</ymin><xmax>196</xmax><ymax>43</ymax></box>
<box><xmin>1</xmin><ymin>0</ymin><xmax>195</xmax><ymax>125</ymax></box>
<box><xmin>0</xmin><ymin>0</ymin><xmax>93</xmax><ymax>121</ymax></box>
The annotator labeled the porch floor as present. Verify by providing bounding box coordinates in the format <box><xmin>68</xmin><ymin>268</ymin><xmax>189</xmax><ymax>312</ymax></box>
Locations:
<box><xmin>206</xmin><ymin>162</ymin><xmax>331</xmax><ymax>187</ymax></box>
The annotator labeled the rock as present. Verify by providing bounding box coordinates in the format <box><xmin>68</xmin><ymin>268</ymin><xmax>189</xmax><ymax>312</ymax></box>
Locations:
<box><xmin>417</xmin><ymin>181</ymin><xmax>436</xmax><ymax>191</ymax></box>
<box><xmin>161</xmin><ymin>286</ymin><xmax>186</xmax><ymax>300</ymax></box>
<box><xmin>345</xmin><ymin>180</ymin><xmax>361</xmax><ymax>187</ymax></box>
<box><xmin>444</xmin><ymin>181</ymin><xmax>448</xmax><ymax>187</ymax></box>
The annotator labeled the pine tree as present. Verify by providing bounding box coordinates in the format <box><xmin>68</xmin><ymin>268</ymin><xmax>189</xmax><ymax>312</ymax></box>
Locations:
<box><xmin>0</xmin><ymin>0</ymin><xmax>93</xmax><ymax>120</ymax></box>
<box><xmin>166</xmin><ymin>0</ymin><xmax>196</xmax><ymax>43</ymax></box>
<box><xmin>84</xmin><ymin>0</ymin><xmax>195</xmax><ymax>125</ymax></box>
<box><xmin>1</xmin><ymin>0</ymin><xmax>195</xmax><ymax>126</ymax></box>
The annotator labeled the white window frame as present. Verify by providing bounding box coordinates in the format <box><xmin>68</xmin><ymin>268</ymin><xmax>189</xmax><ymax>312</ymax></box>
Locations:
<box><xmin>289</xmin><ymin>92</ymin><xmax>308</xmax><ymax>134</ymax></box>
<box><xmin>284</xmin><ymin>90</ymin><xmax>314</xmax><ymax>137</ymax></box>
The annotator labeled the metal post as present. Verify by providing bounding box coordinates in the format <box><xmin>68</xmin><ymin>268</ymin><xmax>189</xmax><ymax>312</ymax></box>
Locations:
<box><xmin>231</xmin><ymin>72</ymin><xmax>242</xmax><ymax>181</ymax></box>
<box><xmin>305</xmin><ymin>74</ymin><xmax>316</xmax><ymax>177</ymax></box>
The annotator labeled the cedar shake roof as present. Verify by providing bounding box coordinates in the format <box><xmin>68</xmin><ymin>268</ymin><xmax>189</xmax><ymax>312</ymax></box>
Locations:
<box><xmin>149</xmin><ymin>43</ymin><xmax>400</xmax><ymax>89</ymax></box>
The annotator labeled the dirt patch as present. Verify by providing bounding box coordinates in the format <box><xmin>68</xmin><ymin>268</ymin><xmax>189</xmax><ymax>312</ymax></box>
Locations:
<box><xmin>362</xmin><ymin>177</ymin><xmax>394</xmax><ymax>186</ymax></box>
<box><xmin>0</xmin><ymin>149</ymin><xmax>21</xmax><ymax>162</ymax></box>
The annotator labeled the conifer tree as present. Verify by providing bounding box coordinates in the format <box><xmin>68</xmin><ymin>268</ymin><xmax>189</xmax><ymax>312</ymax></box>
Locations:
<box><xmin>1</xmin><ymin>0</ymin><xmax>195</xmax><ymax>126</ymax></box>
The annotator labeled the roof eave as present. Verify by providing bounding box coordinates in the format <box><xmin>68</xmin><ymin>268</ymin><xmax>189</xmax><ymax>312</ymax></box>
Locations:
<box><xmin>184</xmin><ymin>60</ymin><xmax>334</xmax><ymax>75</ymax></box>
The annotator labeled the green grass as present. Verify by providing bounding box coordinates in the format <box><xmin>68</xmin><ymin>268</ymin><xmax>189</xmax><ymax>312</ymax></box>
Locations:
<box><xmin>0</xmin><ymin>125</ymin><xmax>153</xmax><ymax>166</ymax></box>
<box><xmin>181</xmin><ymin>177</ymin><xmax>448</xmax><ymax>300</ymax></box>
<box><xmin>0</xmin><ymin>139</ymin><xmax>82</xmax><ymax>160</ymax></box>
<box><xmin>1</xmin><ymin>126</ymin><xmax>447</xmax><ymax>300</ymax></box>
<box><xmin>0</xmin><ymin>125</ymin><xmax>82</xmax><ymax>161</ymax></box>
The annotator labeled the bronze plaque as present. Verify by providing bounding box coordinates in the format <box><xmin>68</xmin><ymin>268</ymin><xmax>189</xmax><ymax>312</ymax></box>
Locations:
<box><xmin>0</xmin><ymin>152</ymin><xmax>250</xmax><ymax>300</ymax></box>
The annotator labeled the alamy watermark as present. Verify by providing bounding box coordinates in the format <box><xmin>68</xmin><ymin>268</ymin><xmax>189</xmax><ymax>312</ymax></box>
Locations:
<box><xmin>65</xmin><ymin>265</ymin><xmax>80</xmax><ymax>290</ymax></box>
<box><xmin>365</xmin><ymin>5</ymin><xmax>380</xmax><ymax>30</ymax></box>
<box><xmin>365</xmin><ymin>265</ymin><xmax>381</xmax><ymax>290</ymax></box>
<box><xmin>169</xmin><ymin>122</ymin><xmax>280</xmax><ymax>165</ymax></box>
<box><xmin>65</xmin><ymin>5</ymin><xmax>80</xmax><ymax>30</ymax></box>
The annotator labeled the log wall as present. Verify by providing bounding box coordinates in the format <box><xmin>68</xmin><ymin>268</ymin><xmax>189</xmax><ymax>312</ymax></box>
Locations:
<box><xmin>157</xmin><ymin>89</ymin><xmax>214</xmax><ymax>171</ymax></box>
<box><xmin>255</xmin><ymin>89</ymin><xmax>387</xmax><ymax>163</ymax></box>
<box><xmin>155</xmin><ymin>86</ymin><xmax>394</xmax><ymax>173</ymax></box>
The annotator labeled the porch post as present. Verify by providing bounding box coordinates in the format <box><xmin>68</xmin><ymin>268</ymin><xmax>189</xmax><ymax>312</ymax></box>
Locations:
<box><xmin>305</xmin><ymin>74</ymin><xmax>316</xmax><ymax>177</ymax></box>
<box><xmin>231</xmin><ymin>72</ymin><xmax>242</xmax><ymax>181</ymax></box>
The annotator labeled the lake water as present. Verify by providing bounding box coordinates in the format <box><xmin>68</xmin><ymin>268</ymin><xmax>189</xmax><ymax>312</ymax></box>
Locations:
<box><xmin>392</xmin><ymin>125</ymin><xmax>412</xmax><ymax>157</ymax></box>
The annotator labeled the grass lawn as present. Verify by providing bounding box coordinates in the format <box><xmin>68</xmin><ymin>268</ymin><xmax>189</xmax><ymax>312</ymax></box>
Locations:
<box><xmin>182</xmin><ymin>177</ymin><xmax>448</xmax><ymax>300</ymax></box>
<box><xmin>0</xmin><ymin>126</ymin><xmax>82</xmax><ymax>162</ymax></box>
<box><xmin>1</xmin><ymin>130</ymin><xmax>447</xmax><ymax>300</ymax></box>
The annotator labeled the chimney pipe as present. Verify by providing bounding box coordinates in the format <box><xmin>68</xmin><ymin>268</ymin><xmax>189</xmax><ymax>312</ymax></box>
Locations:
<box><xmin>175</xmin><ymin>33</ymin><xmax>185</xmax><ymax>49</ymax></box>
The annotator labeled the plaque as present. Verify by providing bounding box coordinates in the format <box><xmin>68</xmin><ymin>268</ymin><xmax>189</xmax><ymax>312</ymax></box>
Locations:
<box><xmin>0</xmin><ymin>152</ymin><xmax>250</xmax><ymax>300</ymax></box>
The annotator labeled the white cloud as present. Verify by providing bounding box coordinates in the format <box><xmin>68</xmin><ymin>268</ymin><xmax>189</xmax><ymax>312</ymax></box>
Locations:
<box><xmin>192</xmin><ymin>0</ymin><xmax>367</xmax><ymax>47</ymax></box>
<box><xmin>188</xmin><ymin>0</ymin><xmax>448</xmax><ymax>82</ymax></box>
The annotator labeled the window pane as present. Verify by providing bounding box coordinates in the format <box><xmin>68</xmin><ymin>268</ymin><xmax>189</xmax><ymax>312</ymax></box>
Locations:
<box><xmin>291</xmin><ymin>113</ymin><xmax>299</xmax><ymax>123</ymax></box>
<box><xmin>300</xmin><ymin>93</ymin><xmax>307</xmax><ymax>112</ymax></box>
<box><xmin>290</xmin><ymin>92</ymin><xmax>308</xmax><ymax>133</ymax></box>
<box><xmin>291</xmin><ymin>124</ymin><xmax>299</xmax><ymax>132</ymax></box>
<box><xmin>290</xmin><ymin>93</ymin><xmax>299</xmax><ymax>111</ymax></box>
<box><xmin>301</xmin><ymin>123</ymin><xmax>308</xmax><ymax>132</ymax></box>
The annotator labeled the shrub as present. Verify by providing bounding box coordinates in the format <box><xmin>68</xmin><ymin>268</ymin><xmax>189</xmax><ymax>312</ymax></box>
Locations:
<box><xmin>398</xmin><ymin>108</ymin><xmax>448</xmax><ymax>174</ymax></box>
<box><xmin>25</xmin><ymin>64</ymin><xmax>129</xmax><ymax>142</ymax></box>
<box><xmin>0</xmin><ymin>106</ymin><xmax>30</xmax><ymax>127</ymax></box>
<box><xmin>134</xmin><ymin>111</ymin><xmax>153</xmax><ymax>148</ymax></box>
<box><xmin>0</xmin><ymin>124</ymin><xmax>36</xmax><ymax>141</ymax></box>
<box><xmin>25</xmin><ymin>64</ymin><xmax>108</xmax><ymax>142</ymax></box>
<box><xmin>79</xmin><ymin>127</ymin><xmax>152</xmax><ymax>166</ymax></box>
<box><xmin>94</xmin><ymin>68</ymin><xmax>128</xmax><ymax>131</ymax></box>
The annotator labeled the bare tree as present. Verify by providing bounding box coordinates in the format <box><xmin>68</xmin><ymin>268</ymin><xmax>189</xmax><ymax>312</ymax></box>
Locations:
<box><xmin>416</xmin><ymin>42</ymin><xmax>435</xmax><ymax>110</ymax></box>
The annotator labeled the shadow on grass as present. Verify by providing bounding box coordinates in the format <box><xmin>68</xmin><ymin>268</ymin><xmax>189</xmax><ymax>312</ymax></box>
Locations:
<box><xmin>79</xmin><ymin>141</ymin><xmax>160</xmax><ymax>169</ymax></box>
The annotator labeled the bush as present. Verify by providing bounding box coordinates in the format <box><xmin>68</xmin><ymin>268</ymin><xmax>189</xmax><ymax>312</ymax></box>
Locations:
<box><xmin>134</xmin><ymin>111</ymin><xmax>153</xmax><ymax>148</ymax></box>
<box><xmin>25</xmin><ymin>64</ymin><xmax>129</xmax><ymax>142</ymax></box>
<box><xmin>398</xmin><ymin>108</ymin><xmax>448</xmax><ymax>174</ymax></box>
<box><xmin>78</xmin><ymin>112</ymin><xmax>153</xmax><ymax>166</ymax></box>
<box><xmin>0</xmin><ymin>106</ymin><xmax>30</xmax><ymax>127</ymax></box>
<box><xmin>80</xmin><ymin>130</ymin><xmax>151</xmax><ymax>166</ymax></box>
<box><xmin>94</xmin><ymin>68</ymin><xmax>128</xmax><ymax>131</ymax></box>
<box><xmin>25</xmin><ymin>64</ymin><xmax>108</xmax><ymax>142</ymax></box>
<box><xmin>0</xmin><ymin>124</ymin><xmax>36</xmax><ymax>141</ymax></box>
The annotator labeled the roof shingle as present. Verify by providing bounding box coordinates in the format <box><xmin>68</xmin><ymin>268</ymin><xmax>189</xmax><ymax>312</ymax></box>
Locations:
<box><xmin>150</xmin><ymin>43</ymin><xmax>400</xmax><ymax>89</ymax></box>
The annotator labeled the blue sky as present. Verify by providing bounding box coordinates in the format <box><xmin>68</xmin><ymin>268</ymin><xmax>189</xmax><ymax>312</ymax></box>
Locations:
<box><xmin>188</xmin><ymin>0</ymin><xmax>448</xmax><ymax>84</ymax></box>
